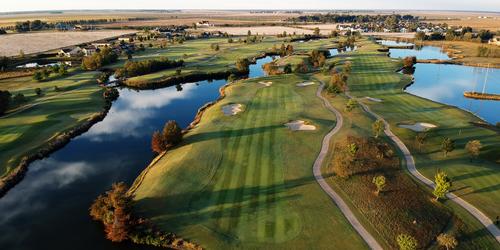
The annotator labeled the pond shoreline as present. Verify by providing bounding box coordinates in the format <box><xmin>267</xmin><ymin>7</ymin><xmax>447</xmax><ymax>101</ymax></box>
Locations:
<box><xmin>0</xmin><ymin>89</ymin><xmax>115</xmax><ymax>198</ymax></box>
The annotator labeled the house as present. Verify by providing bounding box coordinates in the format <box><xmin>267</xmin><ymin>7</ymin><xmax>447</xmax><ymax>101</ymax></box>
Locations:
<box><xmin>118</xmin><ymin>36</ymin><xmax>133</xmax><ymax>43</ymax></box>
<box><xmin>82</xmin><ymin>47</ymin><xmax>97</xmax><ymax>56</ymax></box>
<box><xmin>58</xmin><ymin>47</ymin><xmax>82</xmax><ymax>57</ymax></box>
<box><xmin>196</xmin><ymin>21</ymin><xmax>214</xmax><ymax>27</ymax></box>
<box><xmin>488</xmin><ymin>37</ymin><xmax>500</xmax><ymax>46</ymax></box>
<box><xmin>91</xmin><ymin>42</ymin><xmax>112</xmax><ymax>48</ymax></box>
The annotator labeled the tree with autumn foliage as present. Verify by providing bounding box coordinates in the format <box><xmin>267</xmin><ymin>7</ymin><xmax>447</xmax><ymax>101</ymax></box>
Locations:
<box><xmin>90</xmin><ymin>182</ymin><xmax>133</xmax><ymax>242</ymax></box>
<box><xmin>151</xmin><ymin>130</ymin><xmax>166</xmax><ymax>153</ymax></box>
<box><xmin>162</xmin><ymin>120</ymin><xmax>182</xmax><ymax>147</ymax></box>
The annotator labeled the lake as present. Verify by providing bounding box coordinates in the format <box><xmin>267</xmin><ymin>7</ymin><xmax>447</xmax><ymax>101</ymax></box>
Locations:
<box><xmin>385</xmin><ymin>41</ymin><xmax>499</xmax><ymax>124</ymax></box>
<box><xmin>0</xmin><ymin>56</ymin><xmax>274</xmax><ymax>250</ymax></box>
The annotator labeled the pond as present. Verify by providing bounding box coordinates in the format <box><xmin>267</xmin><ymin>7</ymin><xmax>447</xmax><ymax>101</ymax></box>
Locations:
<box><xmin>407</xmin><ymin>63</ymin><xmax>500</xmax><ymax>124</ymax></box>
<box><xmin>0</xmin><ymin>56</ymin><xmax>274</xmax><ymax>250</ymax></box>
<box><xmin>387</xmin><ymin>43</ymin><xmax>498</xmax><ymax>124</ymax></box>
<box><xmin>389</xmin><ymin>45</ymin><xmax>450</xmax><ymax>60</ymax></box>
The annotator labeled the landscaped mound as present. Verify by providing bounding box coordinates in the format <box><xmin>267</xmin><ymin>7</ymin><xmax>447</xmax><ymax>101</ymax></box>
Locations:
<box><xmin>398</xmin><ymin>122</ymin><xmax>437</xmax><ymax>132</ymax></box>
<box><xmin>222</xmin><ymin>103</ymin><xmax>243</xmax><ymax>116</ymax></box>
<box><xmin>296</xmin><ymin>82</ymin><xmax>316</xmax><ymax>87</ymax></box>
<box><xmin>329</xmin><ymin>136</ymin><xmax>452</xmax><ymax>249</ymax></box>
<box><xmin>285</xmin><ymin>120</ymin><xmax>316</xmax><ymax>131</ymax></box>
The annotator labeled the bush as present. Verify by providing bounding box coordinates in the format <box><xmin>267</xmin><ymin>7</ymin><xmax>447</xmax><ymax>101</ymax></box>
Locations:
<box><xmin>82</xmin><ymin>47</ymin><xmax>118</xmax><ymax>70</ymax></box>
<box><xmin>151</xmin><ymin>131</ymin><xmax>166</xmax><ymax>153</ymax></box>
<box><xmin>235</xmin><ymin>58</ymin><xmax>250</xmax><ymax>73</ymax></box>
<box><xmin>396</xmin><ymin>234</ymin><xmax>418</xmax><ymax>250</ymax></box>
<box><xmin>103</xmin><ymin>88</ymin><xmax>119</xmax><ymax>101</ymax></box>
<box><xmin>13</xmin><ymin>93</ymin><xmax>26</xmax><ymax>104</ymax></box>
<box><xmin>35</xmin><ymin>88</ymin><xmax>42</xmax><ymax>96</ymax></box>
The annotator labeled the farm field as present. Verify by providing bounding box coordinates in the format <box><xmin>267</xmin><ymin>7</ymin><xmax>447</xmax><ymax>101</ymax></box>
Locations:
<box><xmin>130</xmin><ymin>74</ymin><xmax>367</xmax><ymax>249</ymax></box>
<box><xmin>0</xmin><ymin>70</ymin><xmax>105</xmax><ymax>176</ymax></box>
<box><xmin>0</xmin><ymin>30</ymin><xmax>136</xmax><ymax>56</ymax></box>
<box><xmin>316</xmin><ymin>38</ymin><xmax>499</xmax><ymax>248</ymax></box>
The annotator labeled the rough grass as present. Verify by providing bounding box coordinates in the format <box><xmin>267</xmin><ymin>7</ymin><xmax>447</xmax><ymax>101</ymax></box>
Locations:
<box><xmin>0</xmin><ymin>70</ymin><xmax>104</xmax><ymax>176</ymax></box>
<box><xmin>131</xmin><ymin>74</ymin><xmax>367</xmax><ymax>249</ymax></box>
<box><xmin>317</xmin><ymin>37</ymin><xmax>499</xmax><ymax>248</ymax></box>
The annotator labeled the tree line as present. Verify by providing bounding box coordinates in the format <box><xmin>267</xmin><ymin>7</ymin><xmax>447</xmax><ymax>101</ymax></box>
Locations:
<box><xmin>115</xmin><ymin>57</ymin><xmax>184</xmax><ymax>78</ymax></box>
<box><xmin>288</xmin><ymin>14</ymin><xmax>417</xmax><ymax>24</ymax></box>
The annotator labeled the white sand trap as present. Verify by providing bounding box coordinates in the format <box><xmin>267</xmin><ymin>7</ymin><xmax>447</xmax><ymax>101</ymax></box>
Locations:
<box><xmin>222</xmin><ymin>104</ymin><xmax>243</xmax><ymax>116</ymax></box>
<box><xmin>259</xmin><ymin>81</ymin><xmax>273</xmax><ymax>87</ymax></box>
<box><xmin>296</xmin><ymin>82</ymin><xmax>316</xmax><ymax>87</ymax></box>
<box><xmin>398</xmin><ymin>122</ymin><xmax>437</xmax><ymax>132</ymax></box>
<box><xmin>364</xmin><ymin>96</ymin><xmax>383</xmax><ymax>102</ymax></box>
<box><xmin>285</xmin><ymin>120</ymin><xmax>316</xmax><ymax>131</ymax></box>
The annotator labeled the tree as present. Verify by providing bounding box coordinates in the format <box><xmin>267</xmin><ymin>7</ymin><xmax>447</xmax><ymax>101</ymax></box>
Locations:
<box><xmin>151</xmin><ymin>130</ymin><xmax>166</xmax><ymax>153</ymax></box>
<box><xmin>343</xmin><ymin>61</ymin><xmax>352</xmax><ymax>74</ymax></box>
<box><xmin>403</xmin><ymin>56</ymin><xmax>417</xmax><ymax>68</ymax></box>
<box><xmin>105</xmin><ymin>207</ymin><xmax>130</xmax><ymax>242</ymax></box>
<box><xmin>396</xmin><ymin>234</ymin><xmax>418</xmax><ymax>250</ymax></box>
<box><xmin>441</xmin><ymin>137</ymin><xmax>455</xmax><ymax>157</ymax></box>
<box><xmin>58</xmin><ymin>66</ymin><xmax>67</xmax><ymax>76</ymax></box>
<box><xmin>433</xmin><ymin>170</ymin><xmax>452</xmax><ymax>201</ymax></box>
<box><xmin>345</xmin><ymin>99</ymin><xmax>357</xmax><ymax>112</ymax></box>
<box><xmin>283</xmin><ymin>64</ymin><xmax>292</xmax><ymax>74</ymax></box>
<box><xmin>347</xmin><ymin>143</ymin><xmax>358</xmax><ymax>156</ymax></box>
<box><xmin>313</xmin><ymin>27</ymin><xmax>320</xmax><ymax>36</ymax></box>
<box><xmin>415</xmin><ymin>31</ymin><xmax>426</xmax><ymax>40</ymax></box>
<box><xmin>13</xmin><ymin>93</ymin><xmax>26</xmax><ymax>104</ymax></box>
<box><xmin>415</xmin><ymin>132</ymin><xmax>427</xmax><ymax>152</ymax></box>
<box><xmin>235</xmin><ymin>58</ymin><xmax>250</xmax><ymax>73</ymax></box>
<box><xmin>372</xmin><ymin>119</ymin><xmax>384</xmax><ymax>138</ymax></box>
<box><xmin>162</xmin><ymin>120</ymin><xmax>182</xmax><ymax>147</ymax></box>
<box><xmin>465</xmin><ymin>140</ymin><xmax>482</xmax><ymax>161</ymax></box>
<box><xmin>0</xmin><ymin>90</ymin><xmax>11</xmax><ymax>116</ymax></box>
<box><xmin>437</xmin><ymin>233</ymin><xmax>458</xmax><ymax>250</ymax></box>
<box><xmin>33</xmin><ymin>71</ymin><xmax>43</xmax><ymax>82</ymax></box>
<box><xmin>35</xmin><ymin>88</ymin><xmax>42</xmax><ymax>96</ymax></box>
<box><xmin>372</xmin><ymin>175</ymin><xmax>386</xmax><ymax>195</ymax></box>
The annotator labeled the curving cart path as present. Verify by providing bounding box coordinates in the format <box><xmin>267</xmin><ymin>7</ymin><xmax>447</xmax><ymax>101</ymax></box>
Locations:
<box><xmin>344</xmin><ymin>91</ymin><xmax>500</xmax><ymax>244</ymax></box>
<box><xmin>313</xmin><ymin>81</ymin><xmax>383</xmax><ymax>250</ymax></box>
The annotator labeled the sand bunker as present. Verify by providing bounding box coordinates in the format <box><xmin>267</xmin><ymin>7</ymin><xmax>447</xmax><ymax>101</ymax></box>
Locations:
<box><xmin>296</xmin><ymin>82</ymin><xmax>316</xmax><ymax>87</ymax></box>
<box><xmin>364</xmin><ymin>96</ymin><xmax>383</xmax><ymax>102</ymax></box>
<box><xmin>222</xmin><ymin>104</ymin><xmax>243</xmax><ymax>116</ymax></box>
<box><xmin>285</xmin><ymin>120</ymin><xmax>316</xmax><ymax>131</ymax></box>
<box><xmin>398</xmin><ymin>122</ymin><xmax>437</xmax><ymax>132</ymax></box>
<box><xmin>259</xmin><ymin>81</ymin><xmax>273</xmax><ymax>87</ymax></box>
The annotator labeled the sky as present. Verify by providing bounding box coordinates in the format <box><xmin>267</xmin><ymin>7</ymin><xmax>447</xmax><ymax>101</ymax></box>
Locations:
<box><xmin>1</xmin><ymin>0</ymin><xmax>500</xmax><ymax>13</ymax></box>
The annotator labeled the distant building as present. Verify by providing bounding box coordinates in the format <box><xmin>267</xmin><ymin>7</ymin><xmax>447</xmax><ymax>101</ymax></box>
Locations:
<box><xmin>92</xmin><ymin>42</ymin><xmax>112</xmax><ymax>48</ymax></box>
<box><xmin>489</xmin><ymin>37</ymin><xmax>500</xmax><ymax>46</ymax></box>
<box><xmin>196</xmin><ymin>21</ymin><xmax>214</xmax><ymax>27</ymax></box>
<box><xmin>82</xmin><ymin>47</ymin><xmax>97</xmax><ymax>56</ymax></box>
<box><xmin>118</xmin><ymin>36</ymin><xmax>133</xmax><ymax>43</ymax></box>
<box><xmin>58</xmin><ymin>47</ymin><xmax>82</xmax><ymax>57</ymax></box>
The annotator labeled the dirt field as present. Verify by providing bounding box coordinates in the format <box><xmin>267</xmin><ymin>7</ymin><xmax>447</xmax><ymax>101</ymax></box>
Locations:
<box><xmin>200</xmin><ymin>26</ymin><xmax>314</xmax><ymax>35</ymax></box>
<box><xmin>0</xmin><ymin>30</ymin><xmax>136</xmax><ymax>57</ymax></box>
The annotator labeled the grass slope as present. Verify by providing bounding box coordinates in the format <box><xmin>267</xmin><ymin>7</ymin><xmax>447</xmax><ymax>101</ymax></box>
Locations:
<box><xmin>0</xmin><ymin>70</ymin><xmax>104</xmax><ymax>176</ymax></box>
<box><xmin>131</xmin><ymin>74</ymin><xmax>367</xmax><ymax>249</ymax></box>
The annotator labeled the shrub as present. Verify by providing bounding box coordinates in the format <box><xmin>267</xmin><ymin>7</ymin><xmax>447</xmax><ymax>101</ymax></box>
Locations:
<box><xmin>437</xmin><ymin>233</ymin><xmax>458</xmax><ymax>249</ymax></box>
<box><xmin>465</xmin><ymin>140</ymin><xmax>482</xmax><ymax>161</ymax></box>
<box><xmin>372</xmin><ymin>175</ymin><xmax>386</xmax><ymax>195</ymax></box>
<box><xmin>33</xmin><ymin>71</ymin><xmax>43</xmax><ymax>82</ymax></box>
<box><xmin>372</xmin><ymin>119</ymin><xmax>384</xmax><ymax>138</ymax></box>
<box><xmin>396</xmin><ymin>234</ymin><xmax>418</xmax><ymax>250</ymax></box>
<box><xmin>235</xmin><ymin>58</ymin><xmax>250</xmax><ymax>74</ymax></box>
<box><xmin>151</xmin><ymin>131</ymin><xmax>166</xmax><ymax>153</ymax></box>
<box><xmin>103</xmin><ymin>88</ymin><xmax>119</xmax><ymax>101</ymax></box>
<box><xmin>35</xmin><ymin>88</ymin><xmax>42</xmax><ymax>96</ymax></box>
<box><xmin>345</xmin><ymin>99</ymin><xmax>357</xmax><ymax>112</ymax></box>
<box><xmin>13</xmin><ymin>93</ymin><xmax>26</xmax><ymax>104</ymax></box>
<box><xmin>403</xmin><ymin>56</ymin><xmax>417</xmax><ymax>68</ymax></box>
<box><xmin>441</xmin><ymin>137</ymin><xmax>455</xmax><ymax>157</ymax></box>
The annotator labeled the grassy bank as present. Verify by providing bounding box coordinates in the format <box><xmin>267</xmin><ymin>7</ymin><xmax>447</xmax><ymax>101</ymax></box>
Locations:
<box><xmin>0</xmin><ymin>70</ymin><xmax>105</xmax><ymax>177</ymax></box>
<box><xmin>130</xmin><ymin>74</ymin><xmax>367</xmax><ymax>249</ymax></box>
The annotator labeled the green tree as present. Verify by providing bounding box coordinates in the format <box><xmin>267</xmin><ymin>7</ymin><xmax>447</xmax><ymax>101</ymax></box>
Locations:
<box><xmin>283</xmin><ymin>64</ymin><xmax>292</xmax><ymax>74</ymax></box>
<box><xmin>235</xmin><ymin>58</ymin><xmax>250</xmax><ymax>73</ymax></box>
<box><xmin>347</xmin><ymin>143</ymin><xmax>358</xmax><ymax>156</ymax></box>
<box><xmin>33</xmin><ymin>71</ymin><xmax>43</xmax><ymax>82</ymax></box>
<box><xmin>345</xmin><ymin>99</ymin><xmax>357</xmax><ymax>112</ymax></box>
<box><xmin>433</xmin><ymin>170</ymin><xmax>452</xmax><ymax>201</ymax></box>
<box><xmin>162</xmin><ymin>120</ymin><xmax>183</xmax><ymax>147</ymax></box>
<box><xmin>58</xmin><ymin>66</ymin><xmax>67</xmax><ymax>76</ymax></box>
<box><xmin>313</xmin><ymin>27</ymin><xmax>320</xmax><ymax>36</ymax></box>
<box><xmin>372</xmin><ymin>175</ymin><xmax>386</xmax><ymax>195</ymax></box>
<box><xmin>372</xmin><ymin>119</ymin><xmax>384</xmax><ymax>138</ymax></box>
<box><xmin>437</xmin><ymin>233</ymin><xmax>458</xmax><ymax>250</ymax></box>
<box><xmin>441</xmin><ymin>137</ymin><xmax>455</xmax><ymax>157</ymax></box>
<box><xmin>396</xmin><ymin>234</ymin><xmax>418</xmax><ymax>250</ymax></box>
<box><xmin>465</xmin><ymin>140</ymin><xmax>482</xmax><ymax>161</ymax></box>
<box><xmin>35</xmin><ymin>88</ymin><xmax>42</xmax><ymax>96</ymax></box>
